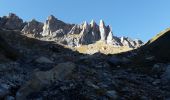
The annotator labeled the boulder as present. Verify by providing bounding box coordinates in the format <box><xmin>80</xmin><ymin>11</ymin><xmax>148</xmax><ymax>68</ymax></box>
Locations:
<box><xmin>161</xmin><ymin>65</ymin><xmax>170</xmax><ymax>83</ymax></box>
<box><xmin>106</xmin><ymin>90</ymin><xmax>118</xmax><ymax>99</ymax></box>
<box><xmin>108</xmin><ymin>56</ymin><xmax>130</xmax><ymax>66</ymax></box>
<box><xmin>35</xmin><ymin>56</ymin><xmax>54</xmax><ymax>64</ymax></box>
<box><xmin>5</xmin><ymin>96</ymin><xmax>15</xmax><ymax>100</ymax></box>
<box><xmin>0</xmin><ymin>84</ymin><xmax>10</xmax><ymax>99</ymax></box>
<box><xmin>16</xmin><ymin>62</ymin><xmax>76</xmax><ymax>100</ymax></box>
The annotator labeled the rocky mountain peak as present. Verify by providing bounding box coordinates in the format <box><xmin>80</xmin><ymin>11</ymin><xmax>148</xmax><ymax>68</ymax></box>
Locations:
<box><xmin>7</xmin><ymin>13</ymin><xmax>18</xmax><ymax>19</ymax></box>
<box><xmin>99</xmin><ymin>20</ymin><xmax>107</xmax><ymax>41</ymax></box>
<box><xmin>0</xmin><ymin>13</ymin><xmax>143</xmax><ymax>48</ymax></box>
<box><xmin>106</xmin><ymin>26</ymin><xmax>113</xmax><ymax>44</ymax></box>
<box><xmin>41</xmin><ymin>15</ymin><xmax>71</xmax><ymax>37</ymax></box>
<box><xmin>48</xmin><ymin>15</ymin><xmax>57</xmax><ymax>21</ymax></box>
<box><xmin>90</xmin><ymin>20</ymin><xmax>96</xmax><ymax>27</ymax></box>
<box><xmin>82</xmin><ymin>21</ymin><xmax>89</xmax><ymax>29</ymax></box>
<box><xmin>99</xmin><ymin>20</ymin><xmax>105</xmax><ymax>28</ymax></box>
<box><xmin>22</xmin><ymin>19</ymin><xmax>43</xmax><ymax>35</ymax></box>
<box><xmin>0</xmin><ymin>13</ymin><xmax>25</xmax><ymax>30</ymax></box>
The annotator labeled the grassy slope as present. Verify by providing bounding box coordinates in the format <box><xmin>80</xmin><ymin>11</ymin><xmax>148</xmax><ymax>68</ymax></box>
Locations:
<box><xmin>74</xmin><ymin>41</ymin><xmax>132</xmax><ymax>55</ymax></box>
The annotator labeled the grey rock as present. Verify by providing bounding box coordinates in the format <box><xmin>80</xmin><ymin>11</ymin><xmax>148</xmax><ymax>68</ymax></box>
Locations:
<box><xmin>108</xmin><ymin>56</ymin><xmax>130</xmax><ymax>66</ymax></box>
<box><xmin>120</xmin><ymin>37</ymin><xmax>134</xmax><ymax>48</ymax></box>
<box><xmin>106</xmin><ymin>31</ymin><xmax>113</xmax><ymax>44</ymax></box>
<box><xmin>152</xmin><ymin>79</ymin><xmax>161</xmax><ymax>85</ymax></box>
<box><xmin>86</xmin><ymin>81</ymin><xmax>100</xmax><ymax>89</ymax></box>
<box><xmin>5</xmin><ymin>96</ymin><xmax>15</xmax><ymax>100</ymax></box>
<box><xmin>134</xmin><ymin>39</ymin><xmax>143</xmax><ymax>47</ymax></box>
<box><xmin>41</xmin><ymin>15</ymin><xmax>72</xmax><ymax>37</ymax></box>
<box><xmin>145</xmin><ymin>56</ymin><xmax>155</xmax><ymax>61</ymax></box>
<box><xmin>52</xmin><ymin>29</ymin><xmax>65</xmax><ymax>37</ymax></box>
<box><xmin>22</xmin><ymin>19</ymin><xmax>43</xmax><ymax>36</ymax></box>
<box><xmin>152</xmin><ymin>63</ymin><xmax>165</xmax><ymax>75</ymax></box>
<box><xmin>0</xmin><ymin>84</ymin><xmax>10</xmax><ymax>98</ymax></box>
<box><xmin>161</xmin><ymin>65</ymin><xmax>170</xmax><ymax>83</ymax></box>
<box><xmin>80</xmin><ymin>21</ymin><xmax>101</xmax><ymax>44</ymax></box>
<box><xmin>106</xmin><ymin>90</ymin><xmax>118</xmax><ymax>99</ymax></box>
<box><xmin>99</xmin><ymin>20</ymin><xmax>107</xmax><ymax>41</ymax></box>
<box><xmin>64</xmin><ymin>36</ymin><xmax>80</xmax><ymax>47</ymax></box>
<box><xmin>120</xmin><ymin>36</ymin><xmax>143</xmax><ymax>48</ymax></box>
<box><xmin>90</xmin><ymin>20</ymin><xmax>101</xmax><ymax>40</ymax></box>
<box><xmin>68</xmin><ymin>24</ymin><xmax>82</xmax><ymax>34</ymax></box>
<box><xmin>35</xmin><ymin>56</ymin><xmax>54</xmax><ymax>64</ymax></box>
<box><xmin>0</xmin><ymin>13</ymin><xmax>25</xmax><ymax>30</ymax></box>
<box><xmin>16</xmin><ymin>62</ymin><xmax>76</xmax><ymax>100</ymax></box>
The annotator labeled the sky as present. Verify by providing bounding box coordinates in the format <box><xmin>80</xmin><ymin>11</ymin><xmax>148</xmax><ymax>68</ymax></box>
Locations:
<box><xmin>1</xmin><ymin>0</ymin><xmax>170</xmax><ymax>42</ymax></box>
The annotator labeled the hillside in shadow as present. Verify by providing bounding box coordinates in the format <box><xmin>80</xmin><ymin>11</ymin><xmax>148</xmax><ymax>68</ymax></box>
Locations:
<box><xmin>0</xmin><ymin>28</ymin><xmax>170</xmax><ymax>100</ymax></box>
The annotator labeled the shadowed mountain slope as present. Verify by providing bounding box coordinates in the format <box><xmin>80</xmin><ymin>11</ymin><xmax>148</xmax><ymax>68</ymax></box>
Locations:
<box><xmin>141</xmin><ymin>28</ymin><xmax>170</xmax><ymax>62</ymax></box>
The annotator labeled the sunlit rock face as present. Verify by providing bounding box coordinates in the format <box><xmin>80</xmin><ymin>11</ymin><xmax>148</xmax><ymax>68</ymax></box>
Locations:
<box><xmin>80</xmin><ymin>21</ymin><xmax>101</xmax><ymax>44</ymax></box>
<box><xmin>0</xmin><ymin>13</ymin><xmax>143</xmax><ymax>48</ymax></box>
<box><xmin>41</xmin><ymin>15</ymin><xmax>72</xmax><ymax>37</ymax></box>
<box><xmin>99</xmin><ymin>20</ymin><xmax>107</xmax><ymax>41</ymax></box>
<box><xmin>120</xmin><ymin>37</ymin><xmax>143</xmax><ymax>48</ymax></box>
<box><xmin>22</xmin><ymin>19</ymin><xmax>43</xmax><ymax>35</ymax></box>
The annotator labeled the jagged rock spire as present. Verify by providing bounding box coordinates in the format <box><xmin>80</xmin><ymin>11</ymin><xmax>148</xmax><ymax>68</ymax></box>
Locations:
<box><xmin>106</xmin><ymin>26</ymin><xmax>113</xmax><ymax>44</ymax></box>
<box><xmin>41</xmin><ymin>15</ymin><xmax>71</xmax><ymax>37</ymax></box>
<box><xmin>82</xmin><ymin>21</ymin><xmax>89</xmax><ymax>30</ymax></box>
<box><xmin>90</xmin><ymin>20</ymin><xmax>96</xmax><ymax>28</ymax></box>
<box><xmin>99</xmin><ymin>20</ymin><xmax>107</xmax><ymax>41</ymax></box>
<box><xmin>47</xmin><ymin>15</ymin><xmax>56</xmax><ymax>20</ymax></box>
<box><xmin>22</xmin><ymin>19</ymin><xmax>43</xmax><ymax>35</ymax></box>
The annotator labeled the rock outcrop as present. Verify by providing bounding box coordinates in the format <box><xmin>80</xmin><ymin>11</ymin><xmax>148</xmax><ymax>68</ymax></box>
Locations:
<box><xmin>0</xmin><ymin>13</ymin><xmax>143</xmax><ymax>48</ymax></box>
<box><xmin>80</xmin><ymin>21</ymin><xmax>101</xmax><ymax>44</ymax></box>
<box><xmin>120</xmin><ymin>37</ymin><xmax>143</xmax><ymax>48</ymax></box>
<box><xmin>99</xmin><ymin>20</ymin><xmax>107</xmax><ymax>41</ymax></box>
<box><xmin>22</xmin><ymin>19</ymin><xmax>43</xmax><ymax>36</ymax></box>
<box><xmin>68</xmin><ymin>24</ymin><xmax>82</xmax><ymax>34</ymax></box>
<box><xmin>0</xmin><ymin>13</ymin><xmax>25</xmax><ymax>30</ymax></box>
<box><xmin>90</xmin><ymin>20</ymin><xmax>101</xmax><ymax>41</ymax></box>
<box><xmin>41</xmin><ymin>15</ymin><xmax>73</xmax><ymax>37</ymax></box>
<box><xmin>16</xmin><ymin>62</ymin><xmax>76</xmax><ymax>100</ymax></box>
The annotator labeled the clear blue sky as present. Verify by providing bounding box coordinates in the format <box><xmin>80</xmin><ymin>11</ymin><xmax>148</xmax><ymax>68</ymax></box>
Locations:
<box><xmin>1</xmin><ymin>0</ymin><xmax>170</xmax><ymax>42</ymax></box>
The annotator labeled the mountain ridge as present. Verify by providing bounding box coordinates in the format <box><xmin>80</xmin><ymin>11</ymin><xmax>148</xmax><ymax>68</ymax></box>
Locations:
<box><xmin>0</xmin><ymin>13</ymin><xmax>143</xmax><ymax>49</ymax></box>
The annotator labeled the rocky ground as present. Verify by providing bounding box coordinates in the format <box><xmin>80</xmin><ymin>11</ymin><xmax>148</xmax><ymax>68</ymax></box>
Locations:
<box><xmin>0</xmin><ymin>29</ymin><xmax>169</xmax><ymax>100</ymax></box>
<box><xmin>0</xmin><ymin>13</ymin><xmax>170</xmax><ymax>100</ymax></box>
